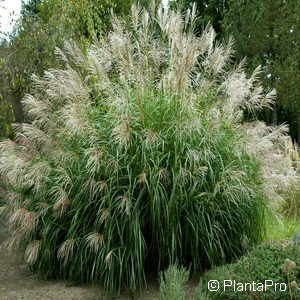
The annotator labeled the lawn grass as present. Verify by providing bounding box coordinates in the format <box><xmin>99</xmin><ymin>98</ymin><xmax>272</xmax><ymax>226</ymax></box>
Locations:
<box><xmin>265</xmin><ymin>212</ymin><xmax>300</xmax><ymax>243</ymax></box>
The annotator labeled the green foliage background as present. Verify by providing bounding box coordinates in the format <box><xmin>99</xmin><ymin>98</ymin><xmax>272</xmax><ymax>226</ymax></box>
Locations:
<box><xmin>0</xmin><ymin>0</ymin><xmax>133</xmax><ymax>138</ymax></box>
<box><xmin>1</xmin><ymin>0</ymin><xmax>300</xmax><ymax>142</ymax></box>
<box><xmin>173</xmin><ymin>0</ymin><xmax>300</xmax><ymax>143</ymax></box>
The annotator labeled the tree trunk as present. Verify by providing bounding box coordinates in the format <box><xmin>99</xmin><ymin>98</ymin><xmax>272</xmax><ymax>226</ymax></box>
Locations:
<box><xmin>271</xmin><ymin>105</ymin><xmax>278</xmax><ymax>125</ymax></box>
<box><xmin>297</xmin><ymin>117</ymin><xmax>300</xmax><ymax>146</ymax></box>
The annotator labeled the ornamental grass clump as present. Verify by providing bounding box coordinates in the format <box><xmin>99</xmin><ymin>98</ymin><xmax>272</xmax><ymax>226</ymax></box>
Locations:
<box><xmin>0</xmin><ymin>3</ymin><xmax>298</xmax><ymax>294</ymax></box>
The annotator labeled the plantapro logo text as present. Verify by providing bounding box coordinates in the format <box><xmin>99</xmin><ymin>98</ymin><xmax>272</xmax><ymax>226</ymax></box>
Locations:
<box><xmin>207</xmin><ymin>279</ymin><xmax>287</xmax><ymax>292</ymax></box>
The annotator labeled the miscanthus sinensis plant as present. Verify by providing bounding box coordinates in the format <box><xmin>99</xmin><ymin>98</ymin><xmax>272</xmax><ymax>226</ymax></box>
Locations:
<box><xmin>0</xmin><ymin>3</ymin><xmax>299</xmax><ymax>293</ymax></box>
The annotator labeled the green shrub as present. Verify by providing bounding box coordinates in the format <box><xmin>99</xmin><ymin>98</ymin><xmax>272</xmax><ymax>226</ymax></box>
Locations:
<box><xmin>0</xmin><ymin>4</ymin><xmax>297</xmax><ymax>294</ymax></box>
<box><xmin>159</xmin><ymin>264</ymin><xmax>190</xmax><ymax>300</ymax></box>
<box><xmin>200</xmin><ymin>243</ymin><xmax>300</xmax><ymax>299</ymax></box>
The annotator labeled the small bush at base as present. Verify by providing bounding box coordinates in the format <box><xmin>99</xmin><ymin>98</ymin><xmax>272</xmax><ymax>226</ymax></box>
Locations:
<box><xmin>159</xmin><ymin>264</ymin><xmax>190</xmax><ymax>300</ymax></box>
<box><xmin>200</xmin><ymin>243</ymin><xmax>300</xmax><ymax>299</ymax></box>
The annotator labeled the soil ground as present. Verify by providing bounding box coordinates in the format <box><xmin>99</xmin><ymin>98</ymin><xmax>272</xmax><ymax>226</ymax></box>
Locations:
<box><xmin>0</xmin><ymin>218</ymin><xmax>159</xmax><ymax>300</ymax></box>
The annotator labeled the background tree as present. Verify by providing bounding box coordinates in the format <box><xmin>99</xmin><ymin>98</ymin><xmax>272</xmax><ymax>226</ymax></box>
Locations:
<box><xmin>0</xmin><ymin>0</ymin><xmax>133</xmax><ymax>136</ymax></box>
<box><xmin>0</xmin><ymin>0</ymin><xmax>15</xmax><ymax>137</ymax></box>
<box><xmin>21</xmin><ymin>0</ymin><xmax>42</xmax><ymax>15</ymax></box>
<box><xmin>171</xmin><ymin>0</ymin><xmax>300</xmax><ymax>143</ymax></box>
<box><xmin>222</xmin><ymin>0</ymin><xmax>300</xmax><ymax>142</ymax></box>
<box><xmin>171</xmin><ymin>0</ymin><xmax>227</xmax><ymax>36</ymax></box>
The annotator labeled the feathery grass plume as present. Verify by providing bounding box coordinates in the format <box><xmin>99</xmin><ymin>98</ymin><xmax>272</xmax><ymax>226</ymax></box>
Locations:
<box><xmin>4</xmin><ymin>191</ymin><xmax>23</xmax><ymax>206</ymax></box>
<box><xmin>97</xmin><ymin>208</ymin><xmax>110</xmax><ymax>226</ymax></box>
<box><xmin>240</xmin><ymin>122</ymin><xmax>299</xmax><ymax>208</ymax></box>
<box><xmin>8</xmin><ymin>207</ymin><xmax>29</xmax><ymax>229</ymax></box>
<box><xmin>57</xmin><ymin>239</ymin><xmax>75</xmax><ymax>266</ymax></box>
<box><xmin>2</xmin><ymin>234</ymin><xmax>22</xmax><ymax>252</ymax></box>
<box><xmin>21</xmin><ymin>94</ymin><xmax>50</xmax><ymax>126</ymax></box>
<box><xmin>16</xmin><ymin>123</ymin><xmax>52</xmax><ymax>150</ymax></box>
<box><xmin>117</xmin><ymin>194</ymin><xmax>132</xmax><ymax>216</ymax></box>
<box><xmin>43</xmin><ymin>67</ymin><xmax>90</xmax><ymax>102</ymax></box>
<box><xmin>53</xmin><ymin>193</ymin><xmax>70</xmax><ymax>217</ymax></box>
<box><xmin>51</xmin><ymin>186</ymin><xmax>71</xmax><ymax>216</ymax></box>
<box><xmin>137</xmin><ymin>172</ymin><xmax>148</xmax><ymax>185</ymax></box>
<box><xmin>281</xmin><ymin>181</ymin><xmax>300</xmax><ymax>218</ymax></box>
<box><xmin>84</xmin><ymin>178</ymin><xmax>108</xmax><ymax>199</ymax></box>
<box><xmin>84</xmin><ymin>146</ymin><xmax>106</xmax><ymax>175</ymax></box>
<box><xmin>85</xmin><ymin>232</ymin><xmax>104</xmax><ymax>253</ymax></box>
<box><xmin>25</xmin><ymin>240</ymin><xmax>41</xmax><ymax>265</ymax></box>
<box><xmin>104</xmin><ymin>249</ymin><xmax>114</xmax><ymax>265</ymax></box>
<box><xmin>0</xmin><ymin>205</ymin><xmax>11</xmax><ymax>217</ymax></box>
<box><xmin>9</xmin><ymin>208</ymin><xmax>38</xmax><ymax>236</ymax></box>
<box><xmin>27</xmin><ymin>161</ymin><xmax>52</xmax><ymax>189</ymax></box>
<box><xmin>0</xmin><ymin>3</ymin><xmax>299</xmax><ymax>296</ymax></box>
